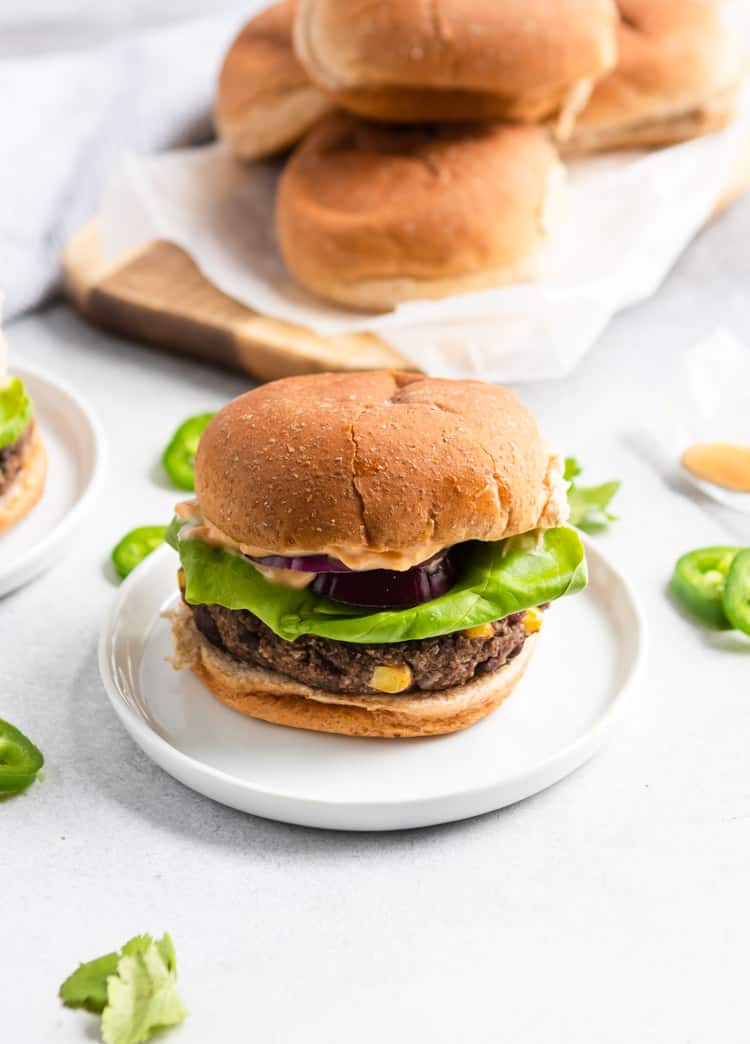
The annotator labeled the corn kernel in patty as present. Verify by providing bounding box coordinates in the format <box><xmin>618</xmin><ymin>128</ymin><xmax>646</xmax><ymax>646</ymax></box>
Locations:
<box><xmin>463</xmin><ymin>623</ymin><xmax>495</xmax><ymax>639</ymax></box>
<box><xmin>370</xmin><ymin>664</ymin><xmax>412</xmax><ymax>693</ymax></box>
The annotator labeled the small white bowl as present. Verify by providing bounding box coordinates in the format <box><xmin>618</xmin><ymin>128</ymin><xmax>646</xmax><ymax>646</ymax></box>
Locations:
<box><xmin>672</xmin><ymin>330</ymin><xmax>750</xmax><ymax>513</ymax></box>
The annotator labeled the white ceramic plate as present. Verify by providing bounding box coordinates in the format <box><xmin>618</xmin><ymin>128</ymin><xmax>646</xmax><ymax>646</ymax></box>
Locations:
<box><xmin>0</xmin><ymin>366</ymin><xmax>104</xmax><ymax>597</ymax></box>
<box><xmin>99</xmin><ymin>538</ymin><xmax>644</xmax><ymax>831</ymax></box>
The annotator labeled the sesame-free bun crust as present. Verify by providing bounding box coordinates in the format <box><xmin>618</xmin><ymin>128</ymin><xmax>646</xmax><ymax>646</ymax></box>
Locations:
<box><xmin>0</xmin><ymin>422</ymin><xmax>47</xmax><ymax>534</ymax></box>
<box><xmin>294</xmin><ymin>0</ymin><xmax>617</xmax><ymax>123</ymax></box>
<box><xmin>171</xmin><ymin>603</ymin><xmax>537</xmax><ymax>738</ymax></box>
<box><xmin>564</xmin><ymin>0</ymin><xmax>743</xmax><ymax>154</ymax></box>
<box><xmin>276</xmin><ymin>114</ymin><xmax>561</xmax><ymax>310</ymax></box>
<box><xmin>194</xmin><ymin>371</ymin><xmax>566</xmax><ymax>571</ymax></box>
<box><xmin>216</xmin><ymin>0</ymin><xmax>332</xmax><ymax>161</ymax></box>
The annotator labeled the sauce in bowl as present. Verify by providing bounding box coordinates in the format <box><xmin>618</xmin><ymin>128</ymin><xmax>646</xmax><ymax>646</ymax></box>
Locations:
<box><xmin>681</xmin><ymin>443</ymin><xmax>750</xmax><ymax>493</ymax></box>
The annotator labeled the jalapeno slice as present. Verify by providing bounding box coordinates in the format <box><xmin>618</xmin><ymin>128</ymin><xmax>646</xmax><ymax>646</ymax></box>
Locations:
<box><xmin>723</xmin><ymin>548</ymin><xmax>750</xmax><ymax>636</ymax></box>
<box><xmin>162</xmin><ymin>413</ymin><xmax>214</xmax><ymax>491</ymax></box>
<box><xmin>112</xmin><ymin>526</ymin><xmax>166</xmax><ymax>579</ymax></box>
<box><xmin>670</xmin><ymin>546</ymin><xmax>739</xmax><ymax>629</ymax></box>
<box><xmin>0</xmin><ymin>718</ymin><xmax>44</xmax><ymax>794</ymax></box>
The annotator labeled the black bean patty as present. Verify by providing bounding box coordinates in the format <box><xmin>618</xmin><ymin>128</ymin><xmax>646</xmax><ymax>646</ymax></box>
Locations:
<box><xmin>0</xmin><ymin>421</ymin><xmax>32</xmax><ymax>497</ymax></box>
<box><xmin>190</xmin><ymin>600</ymin><xmax>529</xmax><ymax>694</ymax></box>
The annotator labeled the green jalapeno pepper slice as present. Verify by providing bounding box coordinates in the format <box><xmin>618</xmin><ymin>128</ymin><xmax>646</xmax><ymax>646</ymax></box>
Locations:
<box><xmin>723</xmin><ymin>548</ymin><xmax>750</xmax><ymax>636</ymax></box>
<box><xmin>162</xmin><ymin>413</ymin><xmax>214</xmax><ymax>491</ymax></box>
<box><xmin>670</xmin><ymin>546</ymin><xmax>739</xmax><ymax>629</ymax></box>
<box><xmin>112</xmin><ymin>526</ymin><xmax>167</xmax><ymax>579</ymax></box>
<box><xmin>0</xmin><ymin>718</ymin><xmax>44</xmax><ymax>794</ymax></box>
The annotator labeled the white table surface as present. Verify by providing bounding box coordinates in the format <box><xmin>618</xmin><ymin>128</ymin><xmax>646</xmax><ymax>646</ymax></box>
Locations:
<box><xmin>4</xmin><ymin>196</ymin><xmax>750</xmax><ymax>1041</ymax></box>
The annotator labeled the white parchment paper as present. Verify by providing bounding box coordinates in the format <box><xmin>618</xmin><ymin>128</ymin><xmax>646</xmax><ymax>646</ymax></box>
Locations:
<box><xmin>98</xmin><ymin>88</ymin><xmax>750</xmax><ymax>382</ymax></box>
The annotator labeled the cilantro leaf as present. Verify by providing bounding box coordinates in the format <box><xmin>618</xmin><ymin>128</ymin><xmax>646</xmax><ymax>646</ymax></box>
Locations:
<box><xmin>120</xmin><ymin>935</ymin><xmax>155</xmax><ymax>959</ymax></box>
<box><xmin>567</xmin><ymin>480</ymin><xmax>621</xmax><ymax>533</ymax></box>
<box><xmin>59</xmin><ymin>933</ymin><xmax>186</xmax><ymax>1044</ymax></box>
<box><xmin>59</xmin><ymin>951</ymin><xmax>120</xmax><ymax>1013</ymax></box>
<box><xmin>102</xmin><ymin>935</ymin><xmax>187</xmax><ymax>1044</ymax></box>
<box><xmin>156</xmin><ymin>933</ymin><xmax>178</xmax><ymax>975</ymax></box>
<box><xmin>564</xmin><ymin>458</ymin><xmax>621</xmax><ymax>534</ymax></box>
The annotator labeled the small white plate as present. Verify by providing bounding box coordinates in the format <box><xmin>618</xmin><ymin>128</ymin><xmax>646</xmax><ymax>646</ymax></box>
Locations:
<box><xmin>99</xmin><ymin>538</ymin><xmax>644</xmax><ymax>831</ymax></box>
<box><xmin>0</xmin><ymin>365</ymin><xmax>105</xmax><ymax>597</ymax></box>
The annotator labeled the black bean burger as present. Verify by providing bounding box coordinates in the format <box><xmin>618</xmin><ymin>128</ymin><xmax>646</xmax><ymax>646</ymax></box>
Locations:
<box><xmin>167</xmin><ymin>371</ymin><xmax>586</xmax><ymax>738</ymax></box>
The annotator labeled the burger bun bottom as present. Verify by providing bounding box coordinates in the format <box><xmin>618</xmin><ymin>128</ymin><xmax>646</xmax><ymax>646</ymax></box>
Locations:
<box><xmin>170</xmin><ymin>603</ymin><xmax>537</xmax><ymax>739</ymax></box>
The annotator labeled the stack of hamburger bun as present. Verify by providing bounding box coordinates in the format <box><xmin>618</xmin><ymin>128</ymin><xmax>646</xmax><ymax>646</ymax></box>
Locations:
<box><xmin>216</xmin><ymin>0</ymin><xmax>744</xmax><ymax>311</ymax></box>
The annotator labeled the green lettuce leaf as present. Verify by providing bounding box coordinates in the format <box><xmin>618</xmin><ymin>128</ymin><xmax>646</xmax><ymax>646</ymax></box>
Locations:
<box><xmin>0</xmin><ymin>377</ymin><xmax>33</xmax><ymax>450</ymax></box>
<box><xmin>175</xmin><ymin>524</ymin><xmax>587</xmax><ymax>644</ymax></box>
<box><xmin>564</xmin><ymin>457</ymin><xmax>621</xmax><ymax>534</ymax></box>
<box><xmin>60</xmin><ymin>933</ymin><xmax>186</xmax><ymax>1044</ymax></box>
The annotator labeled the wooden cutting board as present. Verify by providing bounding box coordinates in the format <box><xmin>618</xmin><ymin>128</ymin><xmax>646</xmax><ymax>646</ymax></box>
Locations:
<box><xmin>63</xmin><ymin>137</ymin><xmax>750</xmax><ymax>383</ymax></box>
<box><xmin>62</xmin><ymin>224</ymin><xmax>412</xmax><ymax>382</ymax></box>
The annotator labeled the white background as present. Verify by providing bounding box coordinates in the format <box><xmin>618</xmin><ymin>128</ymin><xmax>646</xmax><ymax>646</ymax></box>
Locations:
<box><xmin>3</xmin><ymin>3</ymin><xmax>750</xmax><ymax>1043</ymax></box>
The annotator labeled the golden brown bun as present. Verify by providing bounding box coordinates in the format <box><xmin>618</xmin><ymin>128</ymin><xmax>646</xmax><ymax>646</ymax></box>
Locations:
<box><xmin>216</xmin><ymin>0</ymin><xmax>333</xmax><ymax>161</ymax></box>
<box><xmin>0</xmin><ymin>422</ymin><xmax>47</xmax><ymax>534</ymax></box>
<box><xmin>317</xmin><ymin>85</ymin><xmax>543</xmax><ymax>126</ymax></box>
<box><xmin>294</xmin><ymin>0</ymin><xmax>618</xmax><ymax>123</ymax></box>
<box><xmin>171</xmin><ymin>603</ymin><xmax>537</xmax><ymax>738</ymax></box>
<box><xmin>194</xmin><ymin>371</ymin><xmax>567</xmax><ymax>571</ymax></box>
<box><xmin>563</xmin><ymin>0</ymin><xmax>744</xmax><ymax>154</ymax></box>
<box><xmin>276</xmin><ymin>114</ymin><xmax>562</xmax><ymax>310</ymax></box>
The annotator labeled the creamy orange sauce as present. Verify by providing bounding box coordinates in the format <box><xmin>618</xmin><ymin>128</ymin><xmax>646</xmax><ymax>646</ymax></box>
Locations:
<box><xmin>174</xmin><ymin>501</ymin><xmax>315</xmax><ymax>587</ymax></box>
<box><xmin>681</xmin><ymin>443</ymin><xmax>750</xmax><ymax>493</ymax></box>
<box><xmin>539</xmin><ymin>451</ymin><xmax>570</xmax><ymax>529</ymax></box>
<box><xmin>174</xmin><ymin>499</ymin><xmax>199</xmax><ymax>520</ymax></box>
<box><xmin>250</xmin><ymin>562</ymin><xmax>316</xmax><ymax>589</ymax></box>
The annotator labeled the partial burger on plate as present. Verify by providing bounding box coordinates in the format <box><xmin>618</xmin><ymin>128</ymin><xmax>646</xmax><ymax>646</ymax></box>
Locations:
<box><xmin>167</xmin><ymin>371</ymin><xmax>586</xmax><ymax>738</ymax></box>
<box><xmin>0</xmin><ymin>321</ymin><xmax>47</xmax><ymax>534</ymax></box>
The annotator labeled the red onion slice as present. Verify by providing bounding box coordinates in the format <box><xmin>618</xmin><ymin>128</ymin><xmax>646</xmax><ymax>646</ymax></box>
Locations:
<box><xmin>311</xmin><ymin>551</ymin><xmax>457</xmax><ymax>608</ymax></box>
<box><xmin>250</xmin><ymin>553</ymin><xmax>352</xmax><ymax>573</ymax></box>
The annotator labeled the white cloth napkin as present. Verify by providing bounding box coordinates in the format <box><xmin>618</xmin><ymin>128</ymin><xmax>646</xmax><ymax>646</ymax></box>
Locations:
<box><xmin>0</xmin><ymin>12</ymin><xmax>243</xmax><ymax>320</ymax></box>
